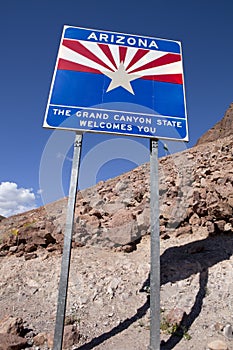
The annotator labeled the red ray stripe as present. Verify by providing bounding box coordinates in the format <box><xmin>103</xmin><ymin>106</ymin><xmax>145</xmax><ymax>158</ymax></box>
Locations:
<box><xmin>142</xmin><ymin>73</ymin><xmax>183</xmax><ymax>84</ymax></box>
<box><xmin>125</xmin><ymin>49</ymin><xmax>150</xmax><ymax>71</ymax></box>
<box><xmin>129</xmin><ymin>53</ymin><xmax>181</xmax><ymax>73</ymax></box>
<box><xmin>58</xmin><ymin>58</ymin><xmax>102</xmax><ymax>74</ymax></box>
<box><xmin>62</xmin><ymin>39</ymin><xmax>114</xmax><ymax>72</ymax></box>
<box><xmin>119</xmin><ymin>46</ymin><xmax>127</xmax><ymax>64</ymax></box>
<box><xmin>98</xmin><ymin>43</ymin><xmax>118</xmax><ymax>69</ymax></box>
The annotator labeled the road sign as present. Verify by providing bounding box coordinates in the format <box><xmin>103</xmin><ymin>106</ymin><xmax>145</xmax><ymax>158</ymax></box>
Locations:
<box><xmin>43</xmin><ymin>26</ymin><xmax>189</xmax><ymax>141</ymax></box>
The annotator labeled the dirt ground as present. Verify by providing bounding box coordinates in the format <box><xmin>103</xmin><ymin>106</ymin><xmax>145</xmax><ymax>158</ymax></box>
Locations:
<box><xmin>1</xmin><ymin>229</ymin><xmax>233</xmax><ymax>349</ymax></box>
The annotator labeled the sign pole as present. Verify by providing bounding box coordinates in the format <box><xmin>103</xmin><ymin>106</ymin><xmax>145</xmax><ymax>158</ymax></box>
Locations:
<box><xmin>148</xmin><ymin>138</ymin><xmax>160</xmax><ymax>350</ymax></box>
<box><xmin>53</xmin><ymin>133</ymin><xmax>83</xmax><ymax>350</ymax></box>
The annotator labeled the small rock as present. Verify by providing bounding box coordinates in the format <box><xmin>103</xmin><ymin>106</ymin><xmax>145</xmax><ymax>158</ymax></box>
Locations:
<box><xmin>9</xmin><ymin>246</ymin><xmax>18</xmax><ymax>253</ymax></box>
<box><xmin>24</xmin><ymin>243</ymin><xmax>37</xmax><ymax>253</ymax></box>
<box><xmin>46</xmin><ymin>244</ymin><xmax>57</xmax><ymax>252</ymax></box>
<box><xmin>0</xmin><ymin>251</ymin><xmax>8</xmax><ymax>257</ymax></box>
<box><xmin>166</xmin><ymin>308</ymin><xmax>186</xmax><ymax>326</ymax></box>
<box><xmin>120</xmin><ymin>243</ymin><xmax>137</xmax><ymax>253</ymax></box>
<box><xmin>24</xmin><ymin>253</ymin><xmax>37</xmax><ymax>260</ymax></box>
<box><xmin>223</xmin><ymin>323</ymin><xmax>233</xmax><ymax>339</ymax></box>
<box><xmin>214</xmin><ymin>322</ymin><xmax>224</xmax><ymax>332</ymax></box>
<box><xmin>228</xmin><ymin>197</ymin><xmax>233</xmax><ymax>208</ymax></box>
<box><xmin>214</xmin><ymin>220</ymin><xmax>226</xmax><ymax>232</ymax></box>
<box><xmin>224</xmin><ymin>223</ymin><xmax>232</xmax><ymax>231</ymax></box>
<box><xmin>33</xmin><ymin>332</ymin><xmax>47</xmax><ymax>346</ymax></box>
<box><xmin>47</xmin><ymin>332</ymin><xmax>53</xmax><ymax>348</ymax></box>
<box><xmin>207</xmin><ymin>339</ymin><xmax>228</xmax><ymax>350</ymax></box>
<box><xmin>109</xmin><ymin>277</ymin><xmax>120</xmax><ymax>292</ymax></box>
<box><xmin>206</xmin><ymin>221</ymin><xmax>216</xmax><ymax>235</ymax></box>
<box><xmin>187</xmin><ymin>154</ymin><xmax>194</xmax><ymax>159</ymax></box>
<box><xmin>89</xmin><ymin>208</ymin><xmax>102</xmax><ymax>219</ymax></box>
<box><xmin>15</xmin><ymin>251</ymin><xmax>24</xmax><ymax>257</ymax></box>
<box><xmin>114</xmin><ymin>180</ymin><xmax>129</xmax><ymax>192</ymax></box>
<box><xmin>63</xmin><ymin>325</ymin><xmax>80</xmax><ymax>349</ymax></box>
<box><xmin>189</xmin><ymin>213</ymin><xmax>201</xmax><ymax>226</ymax></box>
<box><xmin>175</xmin><ymin>225</ymin><xmax>192</xmax><ymax>237</ymax></box>
<box><xmin>200</xmin><ymin>177</ymin><xmax>207</xmax><ymax>187</ymax></box>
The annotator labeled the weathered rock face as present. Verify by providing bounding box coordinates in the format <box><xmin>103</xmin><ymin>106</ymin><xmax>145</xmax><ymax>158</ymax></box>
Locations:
<box><xmin>196</xmin><ymin>102</ymin><xmax>233</xmax><ymax>145</ymax></box>
<box><xmin>0</xmin><ymin>133</ymin><xmax>233</xmax><ymax>255</ymax></box>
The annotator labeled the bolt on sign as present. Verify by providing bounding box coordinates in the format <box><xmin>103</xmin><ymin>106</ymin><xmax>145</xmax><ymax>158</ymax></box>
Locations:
<box><xmin>43</xmin><ymin>26</ymin><xmax>189</xmax><ymax>141</ymax></box>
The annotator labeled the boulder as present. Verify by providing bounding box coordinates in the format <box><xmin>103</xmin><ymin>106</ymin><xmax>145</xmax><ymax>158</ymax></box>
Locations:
<box><xmin>0</xmin><ymin>333</ymin><xmax>28</xmax><ymax>350</ymax></box>
<box><xmin>0</xmin><ymin>316</ymin><xmax>24</xmax><ymax>336</ymax></box>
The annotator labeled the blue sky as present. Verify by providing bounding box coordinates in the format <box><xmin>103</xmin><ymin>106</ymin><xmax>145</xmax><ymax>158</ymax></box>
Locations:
<box><xmin>0</xmin><ymin>0</ymin><xmax>233</xmax><ymax>216</ymax></box>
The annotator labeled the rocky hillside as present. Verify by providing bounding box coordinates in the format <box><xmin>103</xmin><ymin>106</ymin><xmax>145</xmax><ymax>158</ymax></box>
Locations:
<box><xmin>196</xmin><ymin>102</ymin><xmax>233</xmax><ymax>145</ymax></box>
<box><xmin>0</xmin><ymin>215</ymin><xmax>5</xmax><ymax>222</ymax></box>
<box><xmin>0</xmin><ymin>134</ymin><xmax>232</xmax><ymax>257</ymax></box>
<box><xmin>0</xmin><ymin>105</ymin><xmax>233</xmax><ymax>350</ymax></box>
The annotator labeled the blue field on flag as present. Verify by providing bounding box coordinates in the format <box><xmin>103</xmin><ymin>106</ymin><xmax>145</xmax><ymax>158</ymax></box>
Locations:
<box><xmin>51</xmin><ymin>70</ymin><xmax>186</xmax><ymax>118</ymax></box>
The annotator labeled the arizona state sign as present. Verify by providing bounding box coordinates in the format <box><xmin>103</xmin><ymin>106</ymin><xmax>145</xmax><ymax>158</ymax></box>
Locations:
<box><xmin>43</xmin><ymin>26</ymin><xmax>189</xmax><ymax>141</ymax></box>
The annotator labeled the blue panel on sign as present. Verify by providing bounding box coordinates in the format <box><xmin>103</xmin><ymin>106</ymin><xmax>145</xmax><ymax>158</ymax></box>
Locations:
<box><xmin>44</xmin><ymin>26</ymin><xmax>189</xmax><ymax>141</ymax></box>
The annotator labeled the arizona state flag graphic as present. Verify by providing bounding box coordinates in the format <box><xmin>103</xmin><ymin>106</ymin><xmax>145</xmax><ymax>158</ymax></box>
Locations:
<box><xmin>44</xmin><ymin>26</ymin><xmax>189</xmax><ymax>141</ymax></box>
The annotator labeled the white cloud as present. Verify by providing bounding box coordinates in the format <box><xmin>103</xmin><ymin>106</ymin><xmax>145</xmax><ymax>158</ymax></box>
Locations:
<box><xmin>37</xmin><ymin>189</ymin><xmax>44</xmax><ymax>195</ymax></box>
<box><xmin>0</xmin><ymin>182</ymin><xmax>36</xmax><ymax>217</ymax></box>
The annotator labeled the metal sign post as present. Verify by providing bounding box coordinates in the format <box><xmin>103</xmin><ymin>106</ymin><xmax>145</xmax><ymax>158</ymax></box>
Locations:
<box><xmin>149</xmin><ymin>138</ymin><xmax>160</xmax><ymax>350</ymax></box>
<box><xmin>43</xmin><ymin>25</ymin><xmax>188</xmax><ymax>350</ymax></box>
<box><xmin>53</xmin><ymin>133</ymin><xmax>83</xmax><ymax>350</ymax></box>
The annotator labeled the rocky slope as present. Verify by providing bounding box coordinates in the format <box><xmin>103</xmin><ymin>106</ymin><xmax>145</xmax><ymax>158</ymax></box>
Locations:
<box><xmin>0</xmin><ymin>134</ymin><xmax>232</xmax><ymax>256</ymax></box>
<box><xmin>0</xmin><ymin>104</ymin><xmax>233</xmax><ymax>349</ymax></box>
<box><xmin>196</xmin><ymin>102</ymin><xmax>233</xmax><ymax>145</ymax></box>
